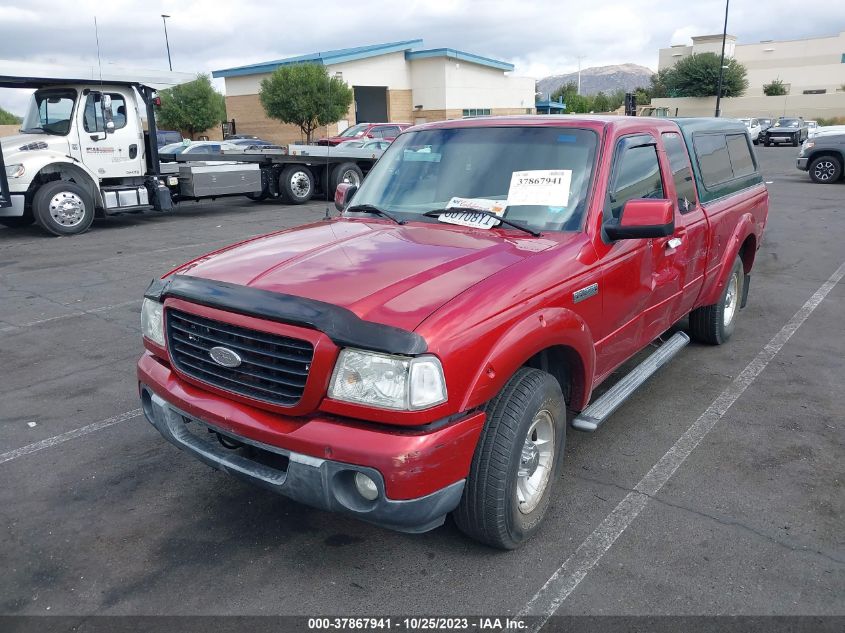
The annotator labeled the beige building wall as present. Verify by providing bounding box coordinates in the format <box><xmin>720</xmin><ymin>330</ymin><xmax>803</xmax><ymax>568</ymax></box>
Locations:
<box><xmin>651</xmin><ymin>92</ymin><xmax>845</xmax><ymax>119</ymax></box>
<box><xmin>387</xmin><ymin>89</ymin><xmax>413</xmax><ymax>122</ymax></box>
<box><xmin>658</xmin><ymin>31</ymin><xmax>845</xmax><ymax>95</ymax></box>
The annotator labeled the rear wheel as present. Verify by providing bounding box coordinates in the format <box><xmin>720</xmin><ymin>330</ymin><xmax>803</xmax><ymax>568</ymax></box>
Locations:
<box><xmin>278</xmin><ymin>165</ymin><xmax>314</xmax><ymax>204</ymax></box>
<box><xmin>453</xmin><ymin>367</ymin><xmax>566</xmax><ymax>549</ymax></box>
<box><xmin>689</xmin><ymin>257</ymin><xmax>744</xmax><ymax>345</ymax></box>
<box><xmin>809</xmin><ymin>155</ymin><xmax>842</xmax><ymax>184</ymax></box>
<box><xmin>33</xmin><ymin>180</ymin><xmax>94</xmax><ymax>236</ymax></box>
<box><xmin>331</xmin><ymin>162</ymin><xmax>363</xmax><ymax>191</ymax></box>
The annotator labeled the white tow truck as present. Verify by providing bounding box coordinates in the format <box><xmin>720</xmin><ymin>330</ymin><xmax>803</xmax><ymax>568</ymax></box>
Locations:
<box><xmin>0</xmin><ymin>61</ymin><xmax>384</xmax><ymax>236</ymax></box>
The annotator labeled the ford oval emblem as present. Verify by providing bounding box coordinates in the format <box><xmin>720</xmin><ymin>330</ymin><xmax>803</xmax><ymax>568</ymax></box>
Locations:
<box><xmin>209</xmin><ymin>346</ymin><xmax>242</xmax><ymax>368</ymax></box>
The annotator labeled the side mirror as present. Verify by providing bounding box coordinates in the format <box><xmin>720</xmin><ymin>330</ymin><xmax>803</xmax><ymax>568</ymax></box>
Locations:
<box><xmin>101</xmin><ymin>94</ymin><xmax>114</xmax><ymax>133</ymax></box>
<box><xmin>604</xmin><ymin>199</ymin><xmax>674</xmax><ymax>240</ymax></box>
<box><xmin>334</xmin><ymin>183</ymin><xmax>357</xmax><ymax>212</ymax></box>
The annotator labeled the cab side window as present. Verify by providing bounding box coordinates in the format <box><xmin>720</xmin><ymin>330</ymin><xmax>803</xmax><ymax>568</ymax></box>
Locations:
<box><xmin>661</xmin><ymin>132</ymin><xmax>697</xmax><ymax>213</ymax></box>
<box><xmin>83</xmin><ymin>93</ymin><xmax>128</xmax><ymax>133</ymax></box>
<box><xmin>608</xmin><ymin>139</ymin><xmax>664</xmax><ymax>219</ymax></box>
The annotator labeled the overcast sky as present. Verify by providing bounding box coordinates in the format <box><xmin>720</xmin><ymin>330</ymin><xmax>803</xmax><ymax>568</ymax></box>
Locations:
<box><xmin>2</xmin><ymin>0</ymin><xmax>844</xmax><ymax>115</ymax></box>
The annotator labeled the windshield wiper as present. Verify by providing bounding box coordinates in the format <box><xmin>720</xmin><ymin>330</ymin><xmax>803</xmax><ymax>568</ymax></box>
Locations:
<box><xmin>423</xmin><ymin>207</ymin><xmax>541</xmax><ymax>237</ymax></box>
<box><xmin>345</xmin><ymin>204</ymin><xmax>406</xmax><ymax>225</ymax></box>
<box><xmin>20</xmin><ymin>126</ymin><xmax>59</xmax><ymax>136</ymax></box>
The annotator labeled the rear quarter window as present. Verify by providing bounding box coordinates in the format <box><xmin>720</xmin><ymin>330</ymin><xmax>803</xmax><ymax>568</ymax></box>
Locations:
<box><xmin>725</xmin><ymin>133</ymin><xmax>756</xmax><ymax>178</ymax></box>
<box><xmin>694</xmin><ymin>134</ymin><xmax>734</xmax><ymax>187</ymax></box>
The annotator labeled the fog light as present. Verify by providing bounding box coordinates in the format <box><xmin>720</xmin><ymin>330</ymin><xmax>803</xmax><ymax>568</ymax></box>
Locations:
<box><xmin>354</xmin><ymin>472</ymin><xmax>379</xmax><ymax>501</ymax></box>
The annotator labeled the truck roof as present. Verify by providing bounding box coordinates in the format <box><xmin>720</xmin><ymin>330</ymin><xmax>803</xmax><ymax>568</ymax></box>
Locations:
<box><xmin>0</xmin><ymin>59</ymin><xmax>196</xmax><ymax>90</ymax></box>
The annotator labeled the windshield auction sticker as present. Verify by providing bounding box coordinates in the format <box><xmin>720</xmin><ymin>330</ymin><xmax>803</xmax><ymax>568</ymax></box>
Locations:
<box><xmin>437</xmin><ymin>197</ymin><xmax>507</xmax><ymax>230</ymax></box>
<box><xmin>507</xmin><ymin>170</ymin><xmax>572</xmax><ymax>207</ymax></box>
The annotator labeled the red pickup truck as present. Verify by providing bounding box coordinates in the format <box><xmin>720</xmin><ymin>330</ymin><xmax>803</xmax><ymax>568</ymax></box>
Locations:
<box><xmin>138</xmin><ymin>116</ymin><xmax>768</xmax><ymax>549</ymax></box>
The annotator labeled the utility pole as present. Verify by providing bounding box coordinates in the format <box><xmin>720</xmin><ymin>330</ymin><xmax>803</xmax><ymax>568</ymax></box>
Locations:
<box><xmin>714</xmin><ymin>0</ymin><xmax>730</xmax><ymax>117</ymax></box>
<box><xmin>576</xmin><ymin>56</ymin><xmax>585</xmax><ymax>96</ymax></box>
<box><xmin>161</xmin><ymin>14</ymin><xmax>172</xmax><ymax>71</ymax></box>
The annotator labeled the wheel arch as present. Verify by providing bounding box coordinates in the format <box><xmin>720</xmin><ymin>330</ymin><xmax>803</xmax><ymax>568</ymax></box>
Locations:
<box><xmin>459</xmin><ymin>308</ymin><xmax>596</xmax><ymax>413</ymax></box>
<box><xmin>28</xmin><ymin>161</ymin><xmax>101</xmax><ymax>208</ymax></box>
<box><xmin>700</xmin><ymin>213</ymin><xmax>758</xmax><ymax>306</ymax></box>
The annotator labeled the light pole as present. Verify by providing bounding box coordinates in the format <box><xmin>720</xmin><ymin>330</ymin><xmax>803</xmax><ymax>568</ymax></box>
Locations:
<box><xmin>714</xmin><ymin>0</ymin><xmax>730</xmax><ymax>117</ymax></box>
<box><xmin>161</xmin><ymin>14</ymin><xmax>172</xmax><ymax>71</ymax></box>
<box><xmin>576</xmin><ymin>55</ymin><xmax>585</xmax><ymax>96</ymax></box>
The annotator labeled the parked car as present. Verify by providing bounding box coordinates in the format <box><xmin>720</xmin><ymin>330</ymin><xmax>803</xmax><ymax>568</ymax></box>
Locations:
<box><xmin>805</xmin><ymin>120</ymin><xmax>819</xmax><ymax>138</ymax></box>
<box><xmin>336</xmin><ymin>139</ymin><xmax>392</xmax><ymax>151</ymax></box>
<box><xmin>761</xmin><ymin>117</ymin><xmax>809</xmax><ymax>146</ymax></box>
<box><xmin>738</xmin><ymin>117</ymin><xmax>762</xmax><ymax>143</ymax></box>
<box><xmin>813</xmin><ymin>125</ymin><xmax>845</xmax><ymax>138</ymax></box>
<box><xmin>756</xmin><ymin>117</ymin><xmax>774</xmax><ymax>134</ymax></box>
<box><xmin>227</xmin><ymin>138</ymin><xmax>284</xmax><ymax>152</ymax></box>
<box><xmin>156</xmin><ymin>130</ymin><xmax>182</xmax><ymax>148</ymax></box>
<box><xmin>159</xmin><ymin>141</ymin><xmax>240</xmax><ymax>156</ymax></box>
<box><xmin>225</xmin><ymin>134</ymin><xmax>260</xmax><ymax>140</ymax></box>
<box><xmin>138</xmin><ymin>116</ymin><xmax>767</xmax><ymax>549</ymax></box>
<box><xmin>797</xmin><ymin>133</ymin><xmax>845</xmax><ymax>183</ymax></box>
<box><xmin>316</xmin><ymin>122</ymin><xmax>411</xmax><ymax>146</ymax></box>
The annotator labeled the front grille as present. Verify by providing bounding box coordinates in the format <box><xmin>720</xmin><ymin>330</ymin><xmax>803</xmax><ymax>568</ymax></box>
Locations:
<box><xmin>166</xmin><ymin>309</ymin><xmax>314</xmax><ymax>407</ymax></box>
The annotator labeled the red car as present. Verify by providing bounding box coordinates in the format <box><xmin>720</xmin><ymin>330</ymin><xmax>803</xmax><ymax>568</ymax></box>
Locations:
<box><xmin>138</xmin><ymin>116</ymin><xmax>767</xmax><ymax>548</ymax></box>
<box><xmin>316</xmin><ymin>122</ymin><xmax>410</xmax><ymax>146</ymax></box>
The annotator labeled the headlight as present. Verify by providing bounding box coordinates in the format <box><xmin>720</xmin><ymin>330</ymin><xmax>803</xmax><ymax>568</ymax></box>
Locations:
<box><xmin>141</xmin><ymin>298</ymin><xmax>165</xmax><ymax>346</ymax></box>
<box><xmin>799</xmin><ymin>141</ymin><xmax>814</xmax><ymax>157</ymax></box>
<box><xmin>329</xmin><ymin>349</ymin><xmax>447</xmax><ymax>410</ymax></box>
<box><xmin>4</xmin><ymin>164</ymin><xmax>24</xmax><ymax>179</ymax></box>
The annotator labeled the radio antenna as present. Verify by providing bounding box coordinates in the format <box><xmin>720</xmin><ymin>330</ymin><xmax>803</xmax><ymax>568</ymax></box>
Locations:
<box><xmin>94</xmin><ymin>16</ymin><xmax>104</xmax><ymax>85</ymax></box>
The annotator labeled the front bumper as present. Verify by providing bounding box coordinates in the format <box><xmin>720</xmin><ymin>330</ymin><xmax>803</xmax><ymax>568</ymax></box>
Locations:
<box><xmin>138</xmin><ymin>352</ymin><xmax>485</xmax><ymax>533</ymax></box>
<box><xmin>796</xmin><ymin>157</ymin><xmax>809</xmax><ymax>171</ymax></box>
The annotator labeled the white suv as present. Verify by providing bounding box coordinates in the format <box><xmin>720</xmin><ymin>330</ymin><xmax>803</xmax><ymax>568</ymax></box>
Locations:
<box><xmin>739</xmin><ymin>118</ymin><xmax>762</xmax><ymax>144</ymax></box>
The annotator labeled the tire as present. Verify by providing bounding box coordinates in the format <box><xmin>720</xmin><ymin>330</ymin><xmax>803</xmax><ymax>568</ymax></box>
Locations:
<box><xmin>764</xmin><ymin>140</ymin><xmax>770</xmax><ymax>147</ymax></box>
<box><xmin>792</xmin><ymin>136</ymin><xmax>799</xmax><ymax>147</ymax></box>
<box><xmin>808</xmin><ymin>155</ymin><xmax>843</xmax><ymax>184</ymax></box>
<box><xmin>278</xmin><ymin>165</ymin><xmax>314</xmax><ymax>204</ymax></box>
<box><xmin>32</xmin><ymin>180</ymin><xmax>94</xmax><ymax>236</ymax></box>
<box><xmin>0</xmin><ymin>215</ymin><xmax>35</xmax><ymax>228</ymax></box>
<box><xmin>453</xmin><ymin>367</ymin><xmax>566</xmax><ymax>550</ymax></box>
<box><xmin>689</xmin><ymin>257</ymin><xmax>744</xmax><ymax>345</ymax></box>
<box><xmin>330</xmin><ymin>162</ymin><xmax>363</xmax><ymax>192</ymax></box>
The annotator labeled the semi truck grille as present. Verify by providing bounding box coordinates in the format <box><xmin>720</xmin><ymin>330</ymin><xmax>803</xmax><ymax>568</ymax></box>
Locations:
<box><xmin>166</xmin><ymin>309</ymin><xmax>313</xmax><ymax>407</ymax></box>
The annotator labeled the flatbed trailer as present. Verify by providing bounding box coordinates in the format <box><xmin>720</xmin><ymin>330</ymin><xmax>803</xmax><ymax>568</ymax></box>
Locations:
<box><xmin>0</xmin><ymin>60</ymin><xmax>383</xmax><ymax>235</ymax></box>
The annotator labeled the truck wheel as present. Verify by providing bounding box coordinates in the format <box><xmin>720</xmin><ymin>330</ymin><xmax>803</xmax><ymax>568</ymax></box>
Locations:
<box><xmin>453</xmin><ymin>367</ymin><xmax>566</xmax><ymax>550</ymax></box>
<box><xmin>33</xmin><ymin>180</ymin><xmax>94</xmax><ymax>236</ymax></box>
<box><xmin>689</xmin><ymin>257</ymin><xmax>744</xmax><ymax>345</ymax></box>
<box><xmin>278</xmin><ymin>166</ymin><xmax>314</xmax><ymax>204</ymax></box>
<box><xmin>809</xmin><ymin>155</ymin><xmax>842</xmax><ymax>184</ymax></box>
<box><xmin>331</xmin><ymin>162</ymin><xmax>363</xmax><ymax>191</ymax></box>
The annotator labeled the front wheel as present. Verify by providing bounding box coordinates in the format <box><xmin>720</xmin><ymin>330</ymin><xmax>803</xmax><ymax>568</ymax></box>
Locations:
<box><xmin>689</xmin><ymin>257</ymin><xmax>744</xmax><ymax>345</ymax></box>
<box><xmin>809</xmin><ymin>155</ymin><xmax>842</xmax><ymax>184</ymax></box>
<box><xmin>453</xmin><ymin>368</ymin><xmax>566</xmax><ymax>549</ymax></box>
<box><xmin>33</xmin><ymin>180</ymin><xmax>94</xmax><ymax>236</ymax></box>
<box><xmin>278</xmin><ymin>165</ymin><xmax>314</xmax><ymax>204</ymax></box>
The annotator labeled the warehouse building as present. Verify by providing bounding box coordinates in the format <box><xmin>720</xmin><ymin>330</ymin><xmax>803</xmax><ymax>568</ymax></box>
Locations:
<box><xmin>653</xmin><ymin>31</ymin><xmax>845</xmax><ymax>119</ymax></box>
<box><xmin>212</xmin><ymin>39</ymin><xmax>535</xmax><ymax>144</ymax></box>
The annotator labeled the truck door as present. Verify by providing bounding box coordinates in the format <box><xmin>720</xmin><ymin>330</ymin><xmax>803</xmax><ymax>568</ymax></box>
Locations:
<box><xmin>593</xmin><ymin>133</ymin><xmax>680</xmax><ymax>378</ymax></box>
<box><xmin>77</xmin><ymin>89</ymin><xmax>143</xmax><ymax>179</ymax></box>
<box><xmin>659</xmin><ymin>132</ymin><xmax>708</xmax><ymax>317</ymax></box>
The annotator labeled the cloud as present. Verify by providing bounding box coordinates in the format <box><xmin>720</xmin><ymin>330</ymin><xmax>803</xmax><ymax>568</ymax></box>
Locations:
<box><xmin>1</xmin><ymin>0</ymin><xmax>843</xmax><ymax>114</ymax></box>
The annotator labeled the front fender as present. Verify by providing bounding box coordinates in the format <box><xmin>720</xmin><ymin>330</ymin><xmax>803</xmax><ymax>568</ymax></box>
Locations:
<box><xmin>460</xmin><ymin>307</ymin><xmax>596</xmax><ymax>412</ymax></box>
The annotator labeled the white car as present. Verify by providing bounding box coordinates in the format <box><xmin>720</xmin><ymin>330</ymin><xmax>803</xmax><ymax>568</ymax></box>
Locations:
<box><xmin>336</xmin><ymin>139</ymin><xmax>392</xmax><ymax>151</ymax></box>
<box><xmin>738</xmin><ymin>118</ymin><xmax>762</xmax><ymax>144</ymax></box>
<box><xmin>805</xmin><ymin>120</ymin><xmax>819</xmax><ymax>138</ymax></box>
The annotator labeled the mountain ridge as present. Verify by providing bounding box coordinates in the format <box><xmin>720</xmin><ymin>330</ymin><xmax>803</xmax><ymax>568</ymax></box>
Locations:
<box><xmin>537</xmin><ymin>63</ymin><xmax>654</xmax><ymax>98</ymax></box>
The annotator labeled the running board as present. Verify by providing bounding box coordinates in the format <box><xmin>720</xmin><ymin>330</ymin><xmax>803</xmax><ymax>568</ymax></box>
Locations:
<box><xmin>572</xmin><ymin>332</ymin><xmax>690</xmax><ymax>432</ymax></box>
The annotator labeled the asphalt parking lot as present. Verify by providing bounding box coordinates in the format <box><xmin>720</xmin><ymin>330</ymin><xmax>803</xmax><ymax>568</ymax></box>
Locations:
<box><xmin>0</xmin><ymin>147</ymin><xmax>842</xmax><ymax>624</ymax></box>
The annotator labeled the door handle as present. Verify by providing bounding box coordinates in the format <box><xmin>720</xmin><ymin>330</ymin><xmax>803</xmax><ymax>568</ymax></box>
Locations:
<box><xmin>666</xmin><ymin>237</ymin><xmax>683</xmax><ymax>250</ymax></box>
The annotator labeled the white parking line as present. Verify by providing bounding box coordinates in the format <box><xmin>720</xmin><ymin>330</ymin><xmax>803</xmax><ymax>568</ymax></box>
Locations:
<box><xmin>0</xmin><ymin>409</ymin><xmax>142</xmax><ymax>466</ymax></box>
<box><xmin>0</xmin><ymin>299</ymin><xmax>139</xmax><ymax>332</ymax></box>
<box><xmin>519</xmin><ymin>259</ymin><xmax>845</xmax><ymax>629</ymax></box>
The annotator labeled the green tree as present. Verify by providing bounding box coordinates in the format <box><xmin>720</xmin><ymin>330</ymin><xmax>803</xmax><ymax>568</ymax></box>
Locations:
<box><xmin>592</xmin><ymin>91</ymin><xmax>610</xmax><ymax>112</ymax></box>
<box><xmin>762</xmin><ymin>78</ymin><xmax>788</xmax><ymax>96</ymax></box>
<box><xmin>634</xmin><ymin>86</ymin><xmax>652</xmax><ymax>106</ymax></box>
<box><xmin>0</xmin><ymin>106</ymin><xmax>21</xmax><ymax>125</ymax></box>
<box><xmin>649</xmin><ymin>68</ymin><xmax>672</xmax><ymax>99</ymax></box>
<box><xmin>607</xmin><ymin>89</ymin><xmax>627</xmax><ymax>112</ymax></box>
<box><xmin>665</xmin><ymin>53</ymin><xmax>748</xmax><ymax>98</ymax></box>
<box><xmin>259</xmin><ymin>63</ymin><xmax>353</xmax><ymax>144</ymax></box>
<box><xmin>156</xmin><ymin>74</ymin><xmax>226</xmax><ymax>139</ymax></box>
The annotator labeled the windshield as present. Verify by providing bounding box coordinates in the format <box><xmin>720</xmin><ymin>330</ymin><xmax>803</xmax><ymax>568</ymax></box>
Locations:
<box><xmin>20</xmin><ymin>88</ymin><xmax>77</xmax><ymax>135</ymax></box>
<box><xmin>775</xmin><ymin>119</ymin><xmax>801</xmax><ymax>127</ymax></box>
<box><xmin>339</xmin><ymin>123</ymin><xmax>369</xmax><ymax>138</ymax></box>
<box><xmin>350</xmin><ymin>126</ymin><xmax>598</xmax><ymax>232</ymax></box>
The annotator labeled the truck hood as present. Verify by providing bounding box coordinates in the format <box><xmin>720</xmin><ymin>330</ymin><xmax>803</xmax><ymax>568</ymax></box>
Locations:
<box><xmin>0</xmin><ymin>133</ymin><xmax>71</xmax><ymax>163</ymax></box>
<box><xmin>172</xmin><ymin>219</ymin><xmax>556</xmax><ymax>331</ymax></box>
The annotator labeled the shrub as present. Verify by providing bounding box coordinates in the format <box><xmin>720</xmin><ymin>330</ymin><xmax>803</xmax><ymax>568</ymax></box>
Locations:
<box><xmin>763</xmin><ymin>79</ymin><xmax>788</xmax><ymax>96</ymax></box>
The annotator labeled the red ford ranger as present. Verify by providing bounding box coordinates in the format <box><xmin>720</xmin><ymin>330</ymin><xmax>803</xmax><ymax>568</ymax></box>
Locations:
<box><xmin>138</xmin><ymin>116</ymin><xmax>768</xmax><ymax>549</ymax></box>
